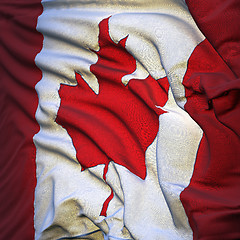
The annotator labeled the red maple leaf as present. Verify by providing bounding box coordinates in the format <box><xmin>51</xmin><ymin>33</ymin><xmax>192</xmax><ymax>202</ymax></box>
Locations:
<box><xmin>56</xmin><ymin>17</ymin><xmax>169</xmax><ymax>216</ymax></box>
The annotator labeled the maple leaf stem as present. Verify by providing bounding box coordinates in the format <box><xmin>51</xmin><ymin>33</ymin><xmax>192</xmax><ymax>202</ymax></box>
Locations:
<box><xmin>100</xmin><ymin>162</ymin><xmax>114</xmax><ymax>216</ymax></box>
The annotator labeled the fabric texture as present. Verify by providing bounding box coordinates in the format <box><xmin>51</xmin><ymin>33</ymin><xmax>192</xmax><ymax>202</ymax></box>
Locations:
<box><xmin>0</xmin><ymin>0</ymin><xmax>239</xmax><ymax>239</ymax></box>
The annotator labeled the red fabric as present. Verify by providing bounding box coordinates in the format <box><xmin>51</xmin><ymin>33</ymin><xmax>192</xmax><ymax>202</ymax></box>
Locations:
<box><xmin>0</xmin><ymin>1</ymin><xmax>42</xmax><ymax>239</ymax></box>
<box><xmin>56</xmin><ymin>17</ymin><xmax>169</xmax><ymax>216</ymax></box>
<box><xmin>186</xmin><ymin>0</ymin><xmax>240</xmax><ymax>78</ymax></box>
<box><xmin>1</xmin><ymin>0</ymin><xmax>239</xmax><ymax>239</ymax></box>
<box><xmin>182</xmin><ymin>1</ymin><xmax>240</xmax><ymax>239</ymax></box>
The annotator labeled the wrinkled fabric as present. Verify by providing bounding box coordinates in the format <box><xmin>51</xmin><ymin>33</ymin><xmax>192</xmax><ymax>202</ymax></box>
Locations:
<box><xmin>0</xmin><ymin>1</ymin><xmax>42</xmax><ymax>239</ymax></box>
<box><xmin>0</xmin><ymin>0</ymin><xmax>239</xmax><ymax>240</ymax></box>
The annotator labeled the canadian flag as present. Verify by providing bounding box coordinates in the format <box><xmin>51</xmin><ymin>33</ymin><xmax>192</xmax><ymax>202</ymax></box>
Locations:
<box><xmin>0</xmin><ymin>0</ymin><xmax>239</xmax><ymax>239</ymax></box>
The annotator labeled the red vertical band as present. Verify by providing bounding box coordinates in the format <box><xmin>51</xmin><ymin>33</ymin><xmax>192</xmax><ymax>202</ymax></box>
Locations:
<box><xmin>0</xmin><ymin>1</ymin><xmax>42</xmax><ymax>239</ymax></box>
<box><xmin>182</xmin><ymin>1</ymin><xmax>240</xmax><ymax>239</ymax></box>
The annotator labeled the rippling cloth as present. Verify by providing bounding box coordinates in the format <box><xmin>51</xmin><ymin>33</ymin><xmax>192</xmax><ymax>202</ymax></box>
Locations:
<box><xmin>0</xmin><ymin>0</ymin><xmax>239</xmax><ymax>239</ymax></box>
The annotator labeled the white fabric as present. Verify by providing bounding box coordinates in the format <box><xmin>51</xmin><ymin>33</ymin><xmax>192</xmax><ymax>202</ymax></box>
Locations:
<box><xmin>34</xmin><ymin>1</ymin><xmax>204</xmax><ymax>239</ymax></box>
